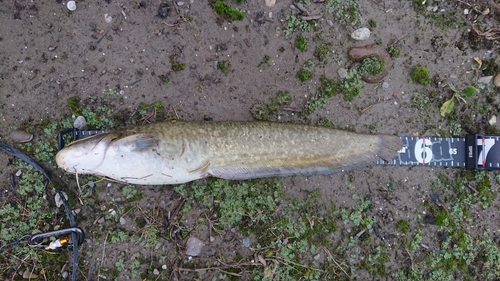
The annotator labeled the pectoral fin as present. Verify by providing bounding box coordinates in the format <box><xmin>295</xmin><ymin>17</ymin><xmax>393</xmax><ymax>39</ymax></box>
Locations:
<box><xmin>112</xmin><ymin>134</ymin><xmax>158</xmax><ymax>152</ymax></box>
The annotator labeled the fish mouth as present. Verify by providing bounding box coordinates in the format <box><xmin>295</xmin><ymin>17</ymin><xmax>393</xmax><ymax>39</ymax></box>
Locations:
<box><xmin>56</xmin><ymin>133</ymin><xmax>120</xmax><ymax>173</ymax></box>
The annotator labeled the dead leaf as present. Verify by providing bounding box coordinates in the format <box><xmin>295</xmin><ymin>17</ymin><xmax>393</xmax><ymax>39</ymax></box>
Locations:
<box><xmin>22</xmin><ymin>271</ymin><xmax>38</xmax><ymax>279</ymax></box>
<box><xmin>257</xmin><ymin>254</ymin><xmax>266</xmax><ymax>267</ymax></box>
<box><xmin>440</xmin><ymin>98</ymin><xmax>455</xmax><ymax>117</ymax></box>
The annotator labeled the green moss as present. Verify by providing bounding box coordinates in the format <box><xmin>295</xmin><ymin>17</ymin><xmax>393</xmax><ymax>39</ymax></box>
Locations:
<box><xmin>217</xmin><ymin>60</ymin><xmax>231</xmax><ymax>75</ymax></box>
<box><xmin>171</xmin><ymin>61</ymin><xmax>185</xmax><ymax>71</ymax></box>
<box><xmin>396</xmin><ymin>220</ymin><xmax>410</xmax><ymax>233</ymax></box>
<box><xmin>250</xmin><ymin>104</ymin><xmax>267</xmax><ymax>120</ymax></box>
<box><xmin>294</xmin><ymin>35</ymin><xmax>308</xmax><ymax>52</ymax></box>
<box><xmin>213</xmin><ymin>1</ymin><xmax>244</xmax><ymax>21</ymax></box>
<box><xmin>387</xmin><ymin>46</ymin><xmax>400</xmax><ymax>58</ymax></box>
<box><xmin>257</xmin><ymin>55</ymin><xmax>270</xmax><ymax>67</ymax></box>
<box><xmin>368</xmin><ymin>19</ymin><xmax>377</xmax><ymax>28</ymax></box>
<box><xmin>67</xmin><ymin>96</ymin><xmax>82</xmax><ymax>115</ymax></box>
<box><xmin>297</xmin><ymin>68</ymin><xmax>313</xmax><ymax>82</ymax></box>
<box><xmin>411</xmin><ymin>66</ymin><xmax>431</xmax><ymax>85</ymax></box>
<box><xmin>251</xmin><ymin>91</ymin><xmax>292</xmax><ymax>120</ymax></box>
<box><xmin>434</xmin><ymin>208</ymin><xmax>449</xmax><ymax>226</ymax></box>
<box><xmin>315</xmin><ymin>43</ymin><xmax>331</xmax><ymax>62</ymax></box>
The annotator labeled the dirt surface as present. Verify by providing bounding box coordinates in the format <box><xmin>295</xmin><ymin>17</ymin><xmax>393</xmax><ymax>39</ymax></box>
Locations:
<box><xmin>1</xmin><ymin>0</ymin><xmax>500</xmax><ymax>280</ymax></box>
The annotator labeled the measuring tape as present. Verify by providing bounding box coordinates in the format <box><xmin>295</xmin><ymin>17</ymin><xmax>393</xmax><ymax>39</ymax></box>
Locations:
<box><xmin>58</xmin><ymin>129</ymin><xmax>500</xmax><ymax>171</ymax></box>
<box><xmin>376</xmin><ymin>134</ymin><xmax>500</xmax><ymax>170</ymax></box>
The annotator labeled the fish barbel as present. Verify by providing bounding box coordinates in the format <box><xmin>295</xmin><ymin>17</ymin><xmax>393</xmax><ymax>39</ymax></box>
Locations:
<box><xmin>55</xmin><ymin>121</ymin><xmax>402</xmax><ymax>185</ymax></box>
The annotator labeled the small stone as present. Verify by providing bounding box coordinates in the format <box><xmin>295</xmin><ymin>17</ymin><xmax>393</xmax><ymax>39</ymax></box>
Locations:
<box><xmin>432</xmin><ymin>6</ymin><xmax>438</xmax><ymax>12</ymax></box>
<box><xmin>177</xmin><ymin>1</ymin><xmax>184</xmax><ymax>6</ymax></box>
<box><xmin>478</xmin><ymin>76</ymin><xmax>493</xmax><ymax>84</ymax></box>
<box><xmin>15</xmin><ymin>170</ymin><xmax>22</xmax><ymax>177</ymax></box>
<box><xmin>153</xmin><ymin>268</ymin><xmax>160</xmax><ymax>275</ymax></box>
<box><xmin>98</xmin><ymin>217</ymin><xmax>105</xmax><ymax>224</ymax></box>
<box><xmin>494</xmin><ymin>73</ymin><xmax>500</xmax><ymax>87</ymax></box>
<box><xmin>242</xmin><ymin>237</ymin><xmax>251</xmax><ymax>247</ymax></box>
<box><xmin>489</xmin><ymin>116</ymin><xmax>497</xmax><ymax>125</ymax></box>
<box><xmin>104</xmin><ymin>13</ymin><xmax>113</xmax><ymax>23</ymax></box>
<box><xmin>464</xmin><ymin>9</ymin><xmax>469</xmax><ymax>15</ymax></box>
<box><xmin>314</xmin><ymin>254</ymin><xmax>321</xmax><ymax>261</ymax></box>
<box><xmin>73</xmin><ymin>116</ymin><xmax>87</xmax><ymax>130</ymax></box>
<box><xmin>382</xmin><ymin>81</ymin><xmax>389</xmax><ymax>89</ymax></box>
<box><xmin>337</xmin><ymin>68</ymin><xmax>348</xmax><ymax>78</ymax></box>
<box><xmin>9</xmin><ymin>130</ymin><xmax>33</xmax><ymax>143</ymax></box>
<box><xmin>162</xmin><ymin>264</ymin><xmax>167</xmax><ymax>270</ymax></box>
<box><xmin>67</xmin><ymin>1</ymin><xmax>76</xmax><ymax>11</ymax></box>
<box><xmin>186</xmin><ymin>237</ymin><xmax>205</xmax><ymax>256</ymax></box>
<box><xmin>62</xmin><ymin>271</ymin><xmax>69</xmax><ymax>279</ymax></box>
<box><xmin>351</xmin><ymin>27</ymin><xmax>370</xmax><ymax>40</ymax></box>
<box><xmin>87</xmin><ymin>180</ymin><xmax>95</xmax><ymax>188</ymax></box>
<box><xmin>119</xmin><ymin>217</ymin><xmax>126</xmax><ymax>225</ymax></box>
<box><xmin>265</xmin><ymin>0</ymin><xmax>276</xmax><ymax>8</ymax></box>
<box><xmin>210</xmin><ymin>236</ymin><xmax>215</xmax><ymax>242</ymax></box>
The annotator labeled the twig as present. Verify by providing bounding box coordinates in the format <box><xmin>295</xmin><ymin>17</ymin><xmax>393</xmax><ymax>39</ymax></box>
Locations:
<box><xmin>388</xmin><ymin>34</ymin><xmax>408</xmax><ymax>48</ymax></box>
<box><xmin>405</xmin><ymin>247</ymin><xmax>414</xmax><ymax>271</ymax></box>
<box><xmin>322</xmin><ymin>247</ymin><xmax>351</xmax><ymax>279</ymax></box>
<box><xmin>97</xmin><ymin>232</ymin><xmax>109</xmax><ymax>281</ymax></box>
<box><xmin>473</xmin><ymin>28</ymin><xmax>500</xmax><ymax>40</ymax></box>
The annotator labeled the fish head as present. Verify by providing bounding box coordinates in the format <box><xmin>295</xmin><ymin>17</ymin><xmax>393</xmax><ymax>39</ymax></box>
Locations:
<box><xmin>55</xmin><ymin>133</ymin><xmax>118</xmax><ymax>174</ymax></box>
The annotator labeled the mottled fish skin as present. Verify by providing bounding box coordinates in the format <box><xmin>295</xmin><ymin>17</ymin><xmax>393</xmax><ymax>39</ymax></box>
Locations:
<box><xmin>55</xmin><ymin>121</ymin><xmax>402</xmax><ymax>185</ymax></box>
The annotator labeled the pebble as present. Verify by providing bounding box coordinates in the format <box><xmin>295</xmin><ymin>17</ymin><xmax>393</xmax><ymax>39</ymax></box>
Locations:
<box><xmin>9</xmin><ymin>130</ymin><xmax>33</xmax><ymax>143</ymax></box>
<box><xmin>494</xmin><ymin>73</ymin><xmax>500</xmax><ymax>87</ymax></box>
<box><xmin>351</xmin><ymin>27</ymin><xmax>370</xmax><ymax>40</ymax></box>
<box><xmin>177</xmin><ymin>1</ymin><xmax>184</xmax><ymax>6</ymax></box>
<box><xmin>477</xmin><ymin>76</ymin><xmax>493</xmax><ymax>84</ymax></box>
<box><xmin>242</xmin><ymin>237</ymin><xmax>251</xmax><ymax>247</ymax></box>
<box><xmin>98</xmin><ymin>217</ymin><xmax>105</xmax><ymax>224</ymax></box>
<box><xmin>153</xmin><ymin>268</ymin><xmax>160</xmax><ymax>275</ymax></box>
<box><xmin>337</xmin><ymin>68</ymin><xmax>348</xmax><ymax>78</ymax></box>
<box><xmin>67</xmin><ymin>1</ymin><xmax>76</xmax><ymax>11</ymax></box>
<box><xmin>73</xmin><ymin>116</ymin><xmax>87</xmax><ymax>129</ymax></box>
<box><xmin>62</xmin><ymin>271</ymin><xmax>69</xmax><ymax>279</ymax></box>
<box><xmin>489</xmin><ymin>116</ymin><xmax>497</xmax><ymax>125</ymax></box>
<box><xmin>119</xmin><ymin>217</ymin><xmax>126</xmax><ymax>225</ymax></box>
<box><xmin>265</xmin><ymin>0</ymin><xmax>276</xmax><ymax>8</ymax></box>
<box><xmin>87</xmin><ymin>180</ymin><xmax>95</xmax><ymax>188</ymax></box>
<box><xmin>162</xmin><ymin>265</ymin><xmax>167</xmax><ymax>270</ymax></box>
<box><xmin>186</xmin><ymin>237</ymin><xmax>205</xmax><ymax>256</ymax></box>
<box><xmin>382</xmin><ymin>81</ymin><xmax>389</xmax><ymax>89</ymax></box>
<box><xmin>104</xmin><ymin>13</ymin><xmax>113</xmax><ymax>23</ymax></box>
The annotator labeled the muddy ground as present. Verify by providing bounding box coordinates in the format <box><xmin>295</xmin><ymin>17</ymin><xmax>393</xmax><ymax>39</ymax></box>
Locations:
<box><xmin>1</xmin><ymin>0</ymin><xmax>500</xmax><ymax>280</ymax></box>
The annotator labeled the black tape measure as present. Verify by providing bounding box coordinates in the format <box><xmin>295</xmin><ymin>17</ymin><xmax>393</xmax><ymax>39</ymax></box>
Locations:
<box><xmin>377</xmin><ymin>134</ymin><xmax>500</xmax><ymax>170</ymax></box>
<box><xmin>59</xmin><ymin>128</ymin><xmax>500</xmax><ymax>171</ymax></box>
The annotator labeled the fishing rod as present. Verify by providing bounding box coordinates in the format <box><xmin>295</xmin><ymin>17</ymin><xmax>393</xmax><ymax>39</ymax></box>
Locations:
<box><xmin>59</xmin><ymin>127</ymin><xmax>500</xmax><ymax>171</ymax></box>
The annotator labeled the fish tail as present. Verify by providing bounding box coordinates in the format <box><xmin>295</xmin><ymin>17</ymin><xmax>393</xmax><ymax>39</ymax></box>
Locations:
<box><xmin>377</xmin><ymin>135</ymin><xmax>403</xmax><ymax>162</ymax></box>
